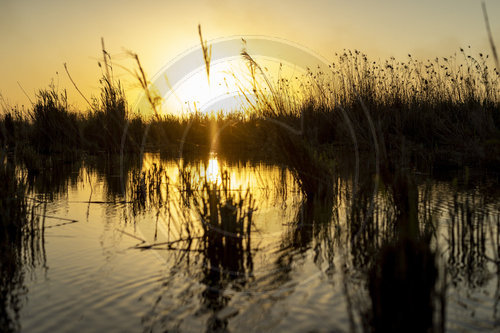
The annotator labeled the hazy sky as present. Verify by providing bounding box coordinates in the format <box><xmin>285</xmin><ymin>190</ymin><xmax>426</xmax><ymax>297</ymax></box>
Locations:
<box><xmin>1</xmin><ymin>0</ymin><xmax>499</xmax><ymax>109</ymax></box>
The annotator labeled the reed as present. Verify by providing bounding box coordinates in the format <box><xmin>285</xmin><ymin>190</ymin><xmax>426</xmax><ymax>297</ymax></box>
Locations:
<box><xmin>30</xmin><ymin>84</ymin><xmax>81</xmax><ymax>154</ymax></box>
<box><xmin>1</xmin><ymin>43</ymin><xmax>498</xmax><ymax>182</ymax></box>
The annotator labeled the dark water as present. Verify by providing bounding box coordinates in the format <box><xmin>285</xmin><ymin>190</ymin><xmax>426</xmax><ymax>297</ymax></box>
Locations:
<box><xmin>2</xmin><ymin>153</ymin><xmax>500</xmax><ymax>332</ymax></box>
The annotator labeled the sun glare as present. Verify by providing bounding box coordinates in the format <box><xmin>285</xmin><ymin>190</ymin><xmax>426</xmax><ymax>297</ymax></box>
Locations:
<box><xmin>161</xmin><ymin>56</ymin><xmax>308</xmax><ymax>116</ymax></box>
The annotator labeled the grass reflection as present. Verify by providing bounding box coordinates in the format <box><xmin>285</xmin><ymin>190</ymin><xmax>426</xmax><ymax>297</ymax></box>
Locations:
<box><xmin>117</xmin><ymin>153</ymin><xmax>500</xmax><ymax>331</ymax></box>
<box><xmin>1</xmin><ymin>151</ymin><xmax>498</xmax><ymax>331</ymax></box>
<box><xmin>0</xmin><ymin>153</ymin><xmax>45</xmax><ymax>332</ymax></box>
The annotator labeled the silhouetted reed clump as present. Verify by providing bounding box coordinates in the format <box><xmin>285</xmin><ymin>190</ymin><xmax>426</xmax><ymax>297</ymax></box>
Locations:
<box><xmin>193</xmin><ymin>170</ymin><xmax>256</xmax><ymax>332</ymax></box>
<box><xmin>134</xmin><ymin>158</ymin><xmax>258</xmax><ymax>332</ymax></box>
<box><xmin>253</xmin><ymin>49</ymin><xmax>499</xmax><ymax>170</ymax></box>
<box><xmin>80</xmin><ymin>44</ymin><xmax>149</xmax><ymax>154</ymax></box>
<box><xmin>1</xmin><ymin>48</ymin><xmax>498</xmax><ymax>176</ymax></box>
<box><xmin>30</xmin><ymin>86</ymin><xmax>81</xmax><ymax>154</ymax></box>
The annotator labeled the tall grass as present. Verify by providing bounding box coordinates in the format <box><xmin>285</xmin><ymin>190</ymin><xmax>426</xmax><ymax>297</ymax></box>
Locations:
<box><xmin>1</xmin><ymin>46</ymin><xmax>498</xmax><ymax>189</ymax></box>
<box><xmin>30</xmin><ymin>85</ymin><xmax>81</xmax><ymax>154</ymax></box>
<box><xmin>253</xmin><ymin>49</ymin><xmax>499</xmax><ymax>161</ymax></box>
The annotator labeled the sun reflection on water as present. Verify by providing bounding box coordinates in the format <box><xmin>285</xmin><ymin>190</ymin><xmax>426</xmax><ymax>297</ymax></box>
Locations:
<box><xmin>206</xmin><ymin>155</ymin><xmax>221</xmax><ymax>184</ymax></box>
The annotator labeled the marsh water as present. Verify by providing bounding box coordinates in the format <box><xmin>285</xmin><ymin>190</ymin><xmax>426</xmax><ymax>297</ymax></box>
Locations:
<box><xmin>3</xmin><ymin>153</ymin><xmax>500</xmax><ymax>332</ymax></box>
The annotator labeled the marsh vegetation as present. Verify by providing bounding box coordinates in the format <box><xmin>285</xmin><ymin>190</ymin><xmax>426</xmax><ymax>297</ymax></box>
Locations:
<box><xmin>0</xmin><ymin>30</ymin><xmax>499</xmax><ymax>331</ymax></box>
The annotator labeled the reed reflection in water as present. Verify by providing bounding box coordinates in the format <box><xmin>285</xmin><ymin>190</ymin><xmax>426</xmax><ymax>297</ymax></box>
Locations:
<box><xmin>125</xmin><ymin>154</ymin><xmax>498</xmax><ymax>332</ymax></box>
<box><xmin>1</xmin><ymin>152</ymin><xmax>499</xmax><ymax>332</ymax></box>
<box><xmin>0</xmin><ymin>155</ymin><xmax>46</xmax><ymax>332</ymax></box>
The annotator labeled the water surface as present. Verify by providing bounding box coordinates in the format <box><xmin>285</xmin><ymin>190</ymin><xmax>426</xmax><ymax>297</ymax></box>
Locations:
<box><xmin>4</xmin><ymin>153</ymin><xmax>500</xmax><ymax>332</ymax></box>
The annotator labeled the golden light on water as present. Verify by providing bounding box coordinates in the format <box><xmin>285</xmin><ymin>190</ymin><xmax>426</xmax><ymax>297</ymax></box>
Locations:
<box><xmin>205</xmin><ymin>155</ymin><xmax>221</xmax><ymax>184</ymax></box>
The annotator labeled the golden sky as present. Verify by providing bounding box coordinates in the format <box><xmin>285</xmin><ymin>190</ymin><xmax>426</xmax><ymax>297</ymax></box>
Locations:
<box><xmin>1</xmin><ymin>0</ymin><xmax>499</xmax><ymax>110</ymax></box>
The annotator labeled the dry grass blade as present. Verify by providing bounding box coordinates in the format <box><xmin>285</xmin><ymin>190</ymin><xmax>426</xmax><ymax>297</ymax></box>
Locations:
<box><xmin>198</xmin><ymin>24</ymin><xmax>212</xmax><ymax>85</ymax></box>
<box><xmin>126</xmin><ymin>51</ymin><xmax>162</xmax><ymax>120</ymax></box>
<box><xmin>241</xmin><ymin>50</ymin><xmax>281</xmax><ymax>114</ymax></box>
<box><xmin>63</xmin><ymin>63</ymin><xmax>93</xmax><ymax>109</ymax></box>
<box><xmin>101</xmin><ymin>37</ymin><xmax>112</xmax><ymax>83</ymax></box>
<box><xmin>16</xmin><ymin>81</ymin><xmax>33</xmax><ymax>105</ymax></box>
<box><xmin>482</xmin><ymin>1</ymin><xmax>499</xmax><ymax>69</ymax></box>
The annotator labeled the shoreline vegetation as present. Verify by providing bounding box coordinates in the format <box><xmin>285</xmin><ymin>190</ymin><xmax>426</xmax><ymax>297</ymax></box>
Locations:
<box><xmin>1</xmin><ymin>46</ymin><xmax>498</xmax><ymax>169</ymax></box>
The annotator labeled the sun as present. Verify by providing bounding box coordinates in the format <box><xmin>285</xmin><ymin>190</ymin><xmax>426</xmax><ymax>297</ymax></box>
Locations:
<box><xmin>166</xmin><ymin>57</ymin><xmax>310</xmax><ymax>116</ymax></box>
<box><xmin>162</xmin><ymin>59</ymin><xmax>248</xmax><ymax>115</ymax></box>
<box><xmin>133</xmin><ymin>56</ymin><xmax>309</xmax><ymax>117</ymax></box>
<box><xmin>132</xmin><ymin>36</ymin><xmax>331</xmax><ymax>117</ymax></box>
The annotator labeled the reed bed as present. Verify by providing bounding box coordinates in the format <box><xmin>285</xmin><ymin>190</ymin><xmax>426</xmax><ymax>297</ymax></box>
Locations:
<box><xmin>0</xmin><ymin>48</ymin><xmax>498</xmax><ymax>191</ymax></box>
